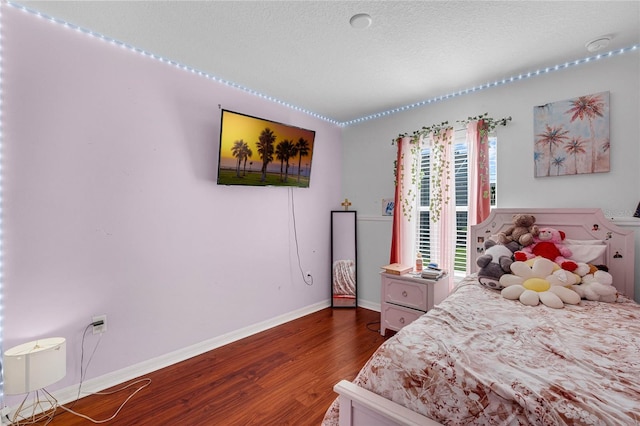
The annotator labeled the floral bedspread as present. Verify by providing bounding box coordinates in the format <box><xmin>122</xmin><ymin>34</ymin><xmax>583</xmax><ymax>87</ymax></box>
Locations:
<box><xmin>322</xmin><ymin>275</ymin><xmax>640</xmax><ymax>425</ymax></box>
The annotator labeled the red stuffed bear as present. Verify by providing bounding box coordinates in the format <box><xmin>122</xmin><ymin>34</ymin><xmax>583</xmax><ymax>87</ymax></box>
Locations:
<box><xmin>514</xmin><ymin>227</ymin><xmax>578</xmax><ymax>271</ymax></box>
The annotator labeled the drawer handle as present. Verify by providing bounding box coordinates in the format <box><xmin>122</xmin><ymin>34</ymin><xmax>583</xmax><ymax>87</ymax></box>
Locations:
<box><xmin>402</xmin><ymin>290</ymin><xmax>408</xmax><ymax>297</ymax></box>
<box><xmin>399</xmin><ymin>317</ymin><xmax>405</xmax><ymax>324</ymax></box>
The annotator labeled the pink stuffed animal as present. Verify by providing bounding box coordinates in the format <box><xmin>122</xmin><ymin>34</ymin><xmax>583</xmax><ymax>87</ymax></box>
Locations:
<box><xmin>514</xmin><ymin>227</ymin><xmax>578</xmax><ymax>271</ymax></box>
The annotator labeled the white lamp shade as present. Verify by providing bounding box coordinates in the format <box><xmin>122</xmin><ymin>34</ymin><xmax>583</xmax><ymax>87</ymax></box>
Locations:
<box><xmin>3</xmin><ymin>337</ymin><xmax>66</xmax><ymax>395</ymax></box>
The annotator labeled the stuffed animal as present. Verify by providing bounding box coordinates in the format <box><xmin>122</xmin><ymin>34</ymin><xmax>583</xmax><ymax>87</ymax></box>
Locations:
<box><xmin>521</xmin><ymin>256</ymin><xmax>582</xmax><ymax>287</ymax></box>
<box><xmin>514</xmin><ymin>227</ymin><xmax>578</xmax><ymax>271</ymax></box>
<box><xmin>497</xmin><ymin>214</ymin><xmax>539</xmax><ymax>247</ymax></box>
<box><xmin>546</xmin><ymin>266</ymin><xmax>582</xmax><ymax>287</ymax></box>
<box><xmin>476</xmin><ymin>240</ymin><xmax>520</xmax><ymax>290</ymax></box>
<box><xmin>499</xmin><ymin>258</ymin><xmax>581</xmax><ymax>308</ymax></box>
<box><xmin>571</xmin><ymin>270</ymin><xmax>617</xmax><ymax>302</ymax></box>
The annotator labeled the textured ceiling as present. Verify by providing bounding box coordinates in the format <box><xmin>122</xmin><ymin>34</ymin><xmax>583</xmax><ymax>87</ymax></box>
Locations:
<box><xmin>16</xmin><ymin>1</ymin><xmax>640</xmax><ymax>124</ymax></box>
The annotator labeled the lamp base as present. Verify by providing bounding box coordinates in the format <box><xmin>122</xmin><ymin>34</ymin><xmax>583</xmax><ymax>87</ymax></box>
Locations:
<box><xmin>9</xmin><ymin>389</ymin><xmax>58</xmax><ymax>426</ymax></box>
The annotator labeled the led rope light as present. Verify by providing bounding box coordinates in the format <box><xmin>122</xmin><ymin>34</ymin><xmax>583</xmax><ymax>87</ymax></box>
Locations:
<box><xmin>0</xmin><ymin>0</ymin><xmax>5</xmax><ymax>404</ymax></box>
<box><xmin>341</xmin><ymin>44</ymin><xmax>639</xmax><ymax>127</ymax></box>
<box><xmin>6</xmin><ymin>1</ymin><xmax>639</xmax><ymax>129</ymax></box>
<box><xmin>7</xmin><ymin>1</ymin><xmax>340</xmax><ymax>125</ymax></box>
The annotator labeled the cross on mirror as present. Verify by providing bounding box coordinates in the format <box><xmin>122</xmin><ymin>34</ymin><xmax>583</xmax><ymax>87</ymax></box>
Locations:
<box><xmin>341</xmin><ymin>198</ymin><xmax>352</xmax><ymax>211</ymax></box>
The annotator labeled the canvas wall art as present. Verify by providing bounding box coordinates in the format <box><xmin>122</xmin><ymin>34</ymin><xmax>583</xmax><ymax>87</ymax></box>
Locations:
<box><xmin>533</xmin><ymin>91</ymin><xmax>610</xmax><ymax>177</ymax></box>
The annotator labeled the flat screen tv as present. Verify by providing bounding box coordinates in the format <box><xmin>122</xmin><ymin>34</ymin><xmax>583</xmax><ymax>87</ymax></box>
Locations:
<box><xmin>217</xmin><ymin>109</ymin><xmax>316</xmax><ymax>188</ymax></box>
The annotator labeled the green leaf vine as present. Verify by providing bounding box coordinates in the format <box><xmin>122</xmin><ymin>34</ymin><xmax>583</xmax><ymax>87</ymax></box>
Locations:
<box><xmin>392</xmin><ymin>114</ymin><xmax>511</xmax><ymax>222</ymax></box>
<box><xmin>392</xmin><ymin>136</ymin><xmax>421</xmax><ymax>220</ymax></box>
<box><xmin>457</xmin><ymin>114</ymin><xmax>512</xmax><ymax>201</ymax></box>
<box><xmin>427</xmin><ymin>126</ymin><xmax>453</xmax><ymax>223</ymax></box>
<box><xmin>457</xmin><ymin>112</ymin><xmax>512</xmax><ymax>133</ymax></box>
<box><xmin>392</xmin><ymin>121</ymin><xmax>450</xmax><ymax>222</ymax></box>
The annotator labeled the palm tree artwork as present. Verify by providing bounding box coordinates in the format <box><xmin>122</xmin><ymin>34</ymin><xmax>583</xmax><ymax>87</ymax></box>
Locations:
<box><xmin>551</xmin><ymin>155</ymin><xmax>567</xmax><ymax>176</ymax></box>
<box><xmin>535</xmin><ymin>124</ymin><xmax>570</xmax><ymax>176</ymax></box>
<box><xmin>564</xmin><ymin>136</ymin><xmax>586</xmax><ymax>174</ymax></box>
<box><xmin>295</xmin><ymin>137</ymin><xmax>310</xmax><ymax>183</ymax></box>
<box><xmin>275</xmin><ymin>143</ymin><xmax>285</xmax><ymax>181</ymax></box>
<box><xmin>242</xmin><ymin>147</ymin><xmax>253</xmax><ymax>176</ymax></box>
<box><xmin>533</xmin><ymin>91</ymin><xmax>609</xmax><ymax>177</ymax></box>
<box><xmin>257</xmin><ymin>128</ymin><xmax>276</xmax><ymax>182</ymax></box>
<box><xmin>231</xmin><ymin>139</ymin><xmax>252</xmax><ymax>178</ymax></box>
<box><xmin>275</xmin><ymin>139</ymin><xmax>297</xmax><ymax>182</ymax></box>
<box><xmin>218</xmin><ymin>110</ymin><xmax>315</xmax><ymax>187</ymax></box>
<box><xmin>566</xmin><ymin>94</ymin><xmax>607</xmax><ymax>173</ymax></box>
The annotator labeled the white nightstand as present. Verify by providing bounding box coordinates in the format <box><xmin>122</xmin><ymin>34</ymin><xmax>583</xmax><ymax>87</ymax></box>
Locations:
<box><xmin>380</xmin><ymin>272</ymin><xmax>449</xmax><ymax>336</ymax></box>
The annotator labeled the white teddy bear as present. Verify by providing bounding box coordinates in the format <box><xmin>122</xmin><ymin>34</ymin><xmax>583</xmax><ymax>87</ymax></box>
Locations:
<box><xmin>572</xmin><ymin>270</ymin><xmax>617</xmax><ymax>303</ymax></box>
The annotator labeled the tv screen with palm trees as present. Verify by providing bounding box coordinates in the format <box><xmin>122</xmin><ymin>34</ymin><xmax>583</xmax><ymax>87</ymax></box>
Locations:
<box><xmin>217</xmin><ymin>109</ymin><xmax>316</xmax><ymax>188</ymax></box>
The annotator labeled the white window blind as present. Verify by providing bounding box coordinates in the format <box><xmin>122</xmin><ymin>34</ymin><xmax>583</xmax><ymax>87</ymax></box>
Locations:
<box><xmin>417</xmin><ymin>132</ymin><xmax>497</xmax><ymax>274</ymax></box>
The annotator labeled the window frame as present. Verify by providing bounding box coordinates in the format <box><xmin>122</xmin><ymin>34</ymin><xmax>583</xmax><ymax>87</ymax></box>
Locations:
<box><xmin>416</xmin><ymin>132</ymin><xmax>497</xmax><ymax>277</ymax></box>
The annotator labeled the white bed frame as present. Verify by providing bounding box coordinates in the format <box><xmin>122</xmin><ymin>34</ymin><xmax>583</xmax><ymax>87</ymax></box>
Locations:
<box><xmin>332</xmin><ymin>208</ymin><xmax>636</xmax><ymax>426</ymax></box>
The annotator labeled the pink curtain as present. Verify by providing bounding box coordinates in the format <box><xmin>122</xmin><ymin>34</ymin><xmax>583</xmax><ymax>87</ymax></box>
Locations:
<box><xmin>389</xmin><ymin>136</ymin><xmax>417</xmax><ymax>266</ymax></box>
<box><xmin>389</xmin><ymin>138</ymin><xmax>403</xmax><ymax>264</ymax></box>
<box><xmin>429</xmin><ymin>128</ymin><xmax>456</xmax><ymax>288</ymax></box>
<box><xmin>467</xmin><ymin>120</ymin><xmax>491</xmax><ymax>226</ymax></box>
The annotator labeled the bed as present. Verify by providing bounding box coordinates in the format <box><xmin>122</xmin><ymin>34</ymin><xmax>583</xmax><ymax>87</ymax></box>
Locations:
<box><xmin>322</xmin><ymin>208</ymin><xmax>639</xmax><ymax>426</ymax></box>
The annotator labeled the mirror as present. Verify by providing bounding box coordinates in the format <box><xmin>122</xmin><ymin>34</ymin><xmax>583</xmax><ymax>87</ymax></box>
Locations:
<box><xmin>331</xmin><ymin>210</ymin><xmax>357</xmax><ymax>307</ymax></box>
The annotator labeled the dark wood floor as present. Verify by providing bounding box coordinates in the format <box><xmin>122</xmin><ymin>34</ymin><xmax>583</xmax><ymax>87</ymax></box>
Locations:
<box><xmin>34</xmin><ymin>307</ymin><xmax>391</xmax><ymax>425</ymax></box>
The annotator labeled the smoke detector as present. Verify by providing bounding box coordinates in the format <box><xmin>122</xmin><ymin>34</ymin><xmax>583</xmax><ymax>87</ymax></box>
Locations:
<box><xmin>585</xmin><ymin>36</ymin><xmax>612</xmax><ymax>52</ymax></box>
<box><xmin>350</xmin><ymin>13</ymin><xmax>372</xmax><ymax>29</ymax></box>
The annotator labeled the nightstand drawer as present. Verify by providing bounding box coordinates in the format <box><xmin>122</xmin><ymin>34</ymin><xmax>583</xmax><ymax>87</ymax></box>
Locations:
<box><xmin>380</xmin><ymin>271</ymin><xmax>450</xmax><ymax>336</ymax></box>
<box><xmin>383</xmin><ymin>279</ymin><xmax>428</xmax><ymax>311</ymax></box>
<box><xmin>381</xmin><ymin>303</ymin><xmax>423</xmax><ymax>332</ymax></box>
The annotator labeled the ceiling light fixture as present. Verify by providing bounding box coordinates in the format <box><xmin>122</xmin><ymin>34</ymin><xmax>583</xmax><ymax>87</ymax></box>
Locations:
<box><xmin>586</xmin><ymin>36</ymin><xmax>612</xmax><ymax>52</ymax></box>
<box><xmin>350</xmin><ymin>13</ymin><xmax>372</xmax><ymax>29</ymax></box>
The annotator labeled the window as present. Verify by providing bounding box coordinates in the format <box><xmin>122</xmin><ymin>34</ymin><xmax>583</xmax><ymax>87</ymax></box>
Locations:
<box><xmin>417</xmin><ymin>132</ymin><xmax>497</xmax><ymax>275</ymax></box>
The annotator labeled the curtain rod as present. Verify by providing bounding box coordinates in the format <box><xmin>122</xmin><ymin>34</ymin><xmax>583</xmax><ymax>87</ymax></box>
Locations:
<box><xmin>394</xmin><ymin>114</ymin><xmax>510</xmax><ymax>143</ymax></box>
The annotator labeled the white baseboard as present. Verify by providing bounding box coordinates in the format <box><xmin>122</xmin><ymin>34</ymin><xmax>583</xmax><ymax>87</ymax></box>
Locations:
<box><xmin>38</xmin><ymin>300</ymin><xmax>332</xmax><ymax>409</ymax></box>
<box><xmin>357</xmin><ymin>299</ymin><xmax>381</xmax><ymax>312</ymax></box>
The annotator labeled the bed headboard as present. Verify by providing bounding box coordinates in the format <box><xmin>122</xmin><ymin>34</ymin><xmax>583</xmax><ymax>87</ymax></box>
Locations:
<box><xmin>470</xmin><ymin>208</ymin><xmax>636</xmax><ymax>300</ymax></box>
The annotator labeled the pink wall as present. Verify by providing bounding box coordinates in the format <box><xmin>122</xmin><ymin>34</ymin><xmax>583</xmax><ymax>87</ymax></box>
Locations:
<box><xmin>2</xmin><ymin>5</ymin><xmax>341</xmax><ymax>395</ymax></box>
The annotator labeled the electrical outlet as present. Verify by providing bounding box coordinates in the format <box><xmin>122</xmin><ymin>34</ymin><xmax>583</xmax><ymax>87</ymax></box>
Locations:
<box><xmin>92</xmin><ymin>314</ymin><xmax>107</xmax><ymax>334</ymax></box>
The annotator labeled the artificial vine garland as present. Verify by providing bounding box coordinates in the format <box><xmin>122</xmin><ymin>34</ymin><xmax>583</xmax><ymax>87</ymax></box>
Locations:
<box><xmin>394</xmin><ymin>139</ymin><xmax>421</xmax><ymax>220</ymax></box>
<box><xmin>457</xmin><ymin>112</ymin><xmax>512</xmax><ymax>133</ymax></box>
<box><xmin>459</xmin><ymin>114</ymin><xmax>512</xmax><ymax>203</ymax></box>
<box><xmin>427</xmin><ymin>126</ymin><xmax>452</xmax><ymax>223</ymax></box>
<box><xmin>392</xmin><ymin>120</ymin><xmax>451</xmax><ymax>222</ymax></box>
<box><xmin>392</xmin><ymin>114</ymin><xmax>511</xmax><ymax>222</ymax></box>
